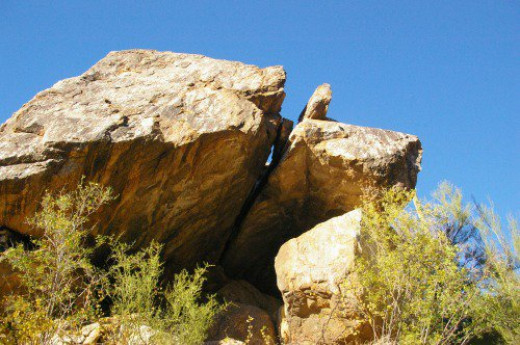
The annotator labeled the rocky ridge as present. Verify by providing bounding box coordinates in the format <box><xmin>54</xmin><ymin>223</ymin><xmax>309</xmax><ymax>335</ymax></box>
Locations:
<box><xmin>0</xmin><ymin>50</ymin><xmax>422</xmax><ymax>344</ymax></box>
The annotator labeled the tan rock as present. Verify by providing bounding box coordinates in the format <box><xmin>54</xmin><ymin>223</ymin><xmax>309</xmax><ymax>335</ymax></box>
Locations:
<box><xmin>222</xmin><ymin>119</ymin><xmax>422</xmax><ymax>293</ymax></box>
<box><xmin>298</xmin><ymin>83</ymin><xmax>332</xmax><ymax>122</ymax></box>
<box><xmin>0</xmin><ymin>50</ymin><xmax>285</xmax><ymax>270</ymax></box>
<box><xmin>207</xmin><ymin>303</ymin><xmax>277</xmax><ymax>345</ymax></box>
<box><xmin>217</xmin><ymin>279</ymin><xmax>282</xmax><ymax>319</ymax></box>
<box><xmin>81</xmin><ymin>322</ymin><xmax>101</xmax><ymax>345</ymax></box>
<box><xmin>51</xmin><ymin>322</ymin><xmax>102</xmax><ymax>345</ymax></box>
<box><xmin>205</xmin><ymin>339</ymin><xmax>246</xmax><ymax>345</ymax></box>
<box><xmin>275</xmin><ymin>209</ymin><xmax>370</xmax><ymax>345</ymax></box>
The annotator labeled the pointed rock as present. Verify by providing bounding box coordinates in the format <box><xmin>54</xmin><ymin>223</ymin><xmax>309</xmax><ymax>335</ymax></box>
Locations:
<box><xmin>298</xmin><ymin>83</ymin><xmax>332</xmax><ymax>122</ymax></box>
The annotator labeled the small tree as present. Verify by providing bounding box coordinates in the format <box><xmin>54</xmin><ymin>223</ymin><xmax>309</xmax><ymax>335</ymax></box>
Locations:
<box><xmin>343</xmin><ymin>185</ymin><xmax>485</xmax><ymax>345</ymax></box>
<box><xmin>106</xmin><ymin>241</ymin><xmax>225</xmax><ymax>345</ymax></box>
<box><xmin>0</xmin><ymin>180</ymin><xmax>114</xmax><ymax>344</ymax></box>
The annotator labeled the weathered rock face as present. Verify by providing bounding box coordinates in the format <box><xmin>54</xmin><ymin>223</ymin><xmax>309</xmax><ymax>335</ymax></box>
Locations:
<box><xmin>275</xmin><ymin>209</ymin><xmax>370</xmax><ymax>345</ymax></box>
<box><xmin>0</xmin><ymin>50</ymin><xmax>286</xmax><ymax>269</ymax></box>
<box><xmin>222</xmin><ymin>119</ymin><xmax>422</xmax><ymax>293</ymax></box>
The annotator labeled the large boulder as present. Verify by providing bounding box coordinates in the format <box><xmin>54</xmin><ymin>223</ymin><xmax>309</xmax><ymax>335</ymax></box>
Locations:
<box><xmin>275</xmin><ymin>209</ymin><xmax>370</xmax><ymax>345</ymax></box>
<box><xmin>0</xmin><ymin>50</ymin><xmax>286</xmax><ymax>269</ymax></box>
<box><xmin>222</xmin><ymin>119</ymin><xmax>422</xmax><ymax>293</ymax></box>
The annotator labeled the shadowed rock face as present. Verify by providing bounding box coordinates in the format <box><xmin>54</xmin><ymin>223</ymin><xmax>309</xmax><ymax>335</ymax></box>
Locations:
<box><xmin>0</xmin><ymin>50</ymin><xmax>286</xmax><ymax>268</ymax></box>
<box><xmin>221</xmin><ymin>119</ymin><xmax>422</xmax><ymax>294</ymax></box>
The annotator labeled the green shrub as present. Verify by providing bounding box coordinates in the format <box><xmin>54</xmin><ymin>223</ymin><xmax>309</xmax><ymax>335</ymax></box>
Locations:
<box><xmin>344</xmin><ymin>183</ymin><xmax>519</xmax><ymax>345</ymax></box>
<box><xmin>0</xmin><ymin>180</ymin><xmax>225</xmax><ymax>345</ymax></box>
<box><xmin>475</xmin><ymin>206</ymin><xmax>519</xmax><ymax>344</ymax></box>
<box><xmin>0</xmin><ymin>180</ymin><xmax>114</xmax><ymax>344</ymax></box>
<box><xmin>344</xmin><ymin>184</ymin><xmax>485</xmax><ymax>345</ymax></box>
<box><xmin>106</xmin><ymin>240</ymin><xmax>225</xmax><ymax>345</ymax></box>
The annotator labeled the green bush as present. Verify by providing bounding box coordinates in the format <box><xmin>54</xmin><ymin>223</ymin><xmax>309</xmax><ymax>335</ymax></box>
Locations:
<box><xmin>343</xmin><ymin>185</ymin><xmax>484</xmax><ymax>345</ymax></box>
<box><xmin>0</xmin><ymin>180</ymin><xmax>225</xmax><ymax>345</ymax></box>
<box><xmin>475</xmin><ymin>206</ymin><xmax>519</xmax><ymax>344</ymax></box>
<box><xmin>106</xmin><ymin>241</ymin><xmax>225</xmax><ymax>345</ymax></box>
<box><xmin>344</xmin><ymin>183</ymin><xmax>518</xmax><ymax>345</ymax></box>
<box><xmin>0</xmin><ymin>180</ymin><xmax>114</xmax><ymax>344</ymax></box>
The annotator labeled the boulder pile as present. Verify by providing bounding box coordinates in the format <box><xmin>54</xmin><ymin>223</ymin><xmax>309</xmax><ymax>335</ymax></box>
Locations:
<box><xmin>0</xmin><ymin>50</ymin><xmax>422</xmax><ymax>344</ymax></box>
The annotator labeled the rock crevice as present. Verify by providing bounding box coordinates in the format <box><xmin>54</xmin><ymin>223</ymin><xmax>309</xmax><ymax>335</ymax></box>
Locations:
<box><xmin>222</xmin><ymin>120</ymin><xmax>422</xmax><ymax>295</ymax></box>
<box><xmin>219</xmin><ymin>116</ymin><xmax>294</xmax><ymax>262</ymax></box>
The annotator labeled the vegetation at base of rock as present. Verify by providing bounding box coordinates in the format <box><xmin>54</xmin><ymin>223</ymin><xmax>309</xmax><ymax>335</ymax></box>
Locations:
<box><xmin>106</xmin><ymin>240</ymin><xmax>226</xmax><ymax>345</ymax></box>
<box><xmin>0</xmin><ymin>180</ymin><xmax>114</xmax><ymax>344</ymax></box>
<box><xmin>342</xmin><ymin>183</ymin><xmax>518</xmax><ymax>345</ymax></box>
<box><xmin>0</xmin><ymin>181</ymin><xmax>225</xmax><ymax>345</ymax></box>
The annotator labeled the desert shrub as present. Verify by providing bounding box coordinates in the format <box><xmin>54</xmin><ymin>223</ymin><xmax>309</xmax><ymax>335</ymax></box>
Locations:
<box><xmin>105</xmin><ymin>241</ymin><xmax>225</xmax><ymax>345</ymax></box>
<box><xmin>161</xmin><ymin>265</ymin><xmax>225</xmax><ymax>344</ymax></box>
<box><xmin>0</xmin><ymin>180</ymin><xmax>225</xmax><ymax>345</ymax></box>
<box><xmin>0</xmin><ymin>180</ymin><xmax>114</xmax><ymax>344</ymax></box>
<box><xmin>343</xmin><ymin>184</ymin><xmax>486</xmax><ymax>345</ymax></box>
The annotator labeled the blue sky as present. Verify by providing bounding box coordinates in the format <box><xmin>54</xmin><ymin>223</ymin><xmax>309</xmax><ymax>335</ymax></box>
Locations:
<box><xmin>1</xmin><ymin>1</ymin><xmax>518</xmax><ymax>218</ymax></box>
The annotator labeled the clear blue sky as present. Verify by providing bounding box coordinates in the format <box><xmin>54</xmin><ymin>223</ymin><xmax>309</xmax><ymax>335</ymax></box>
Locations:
<box><xmin>1</xmin><ymin>1</ymin><xmax>518</xmax><ymax>218</ymax></box>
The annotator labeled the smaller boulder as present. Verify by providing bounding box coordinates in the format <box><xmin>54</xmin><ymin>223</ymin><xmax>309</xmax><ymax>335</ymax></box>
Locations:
<box><xmin>275</xmin><ymin>209</ymin><xmax>371</xmax><ymax>344</ymax></box>
<box><xmin>217</xmin><ymin>280</ymin><xmax>282</xmax><ymax>320</ymax></box>
<box><xmin>81</xmin><ymin>322</ymin><xmax>102</xmax><ymax>345</ymax></box>
<box><xmin>207</xmin><ymin>303</ymin><xmax>276</xmax><ymax>345</ymax></box>
<box><xmin>51</xmin><ymin>322</ymin><xmax>102</xmax><ymax>345</ymax></box>
<box><xmin>205</xmin><ymin>339</ymin><xmax>246</xmax><ymax>345</ymax></box>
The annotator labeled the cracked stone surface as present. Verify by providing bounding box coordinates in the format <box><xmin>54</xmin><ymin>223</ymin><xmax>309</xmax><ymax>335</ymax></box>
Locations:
<box><xmin>0</xmin><ymin>50</ymin><xmax>285</xmax><ymax>268</ymax></box>
<box><xmin>222</xmin><ymin>119</ymin><xmax>422</xmax><ymax>294</ymax></box>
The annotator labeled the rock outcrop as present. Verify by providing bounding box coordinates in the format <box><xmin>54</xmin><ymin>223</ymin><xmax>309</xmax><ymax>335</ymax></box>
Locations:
<box><xmin>0</xmin><ymin>50</ymin><xmax>285</xmax><ymax>269</ymax></box>
<box><xmin>275</xmin><ymin>209</ymin><xmax>370</xmax><ymax>344</ymax></box>
<box><xmin>0</xmin><ymin>50</ymin><xmax>424</xmax><ymax>344</ymax></box>
<box><xmin>222</xmin><ymin>119</ymin><xmax>422</xmax><ymax>294</ymax></box>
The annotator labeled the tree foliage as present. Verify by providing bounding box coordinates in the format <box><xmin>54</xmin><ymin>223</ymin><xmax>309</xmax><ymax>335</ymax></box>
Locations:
<box><xmin>344</xmin><ymin>183</ymin><xmax>518</xmax><ymax>345</ymax></box>
<box><xmin>475</xmin><ymin>206</ymin><xmax>519</xmax><ymax>344</ymax></box>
